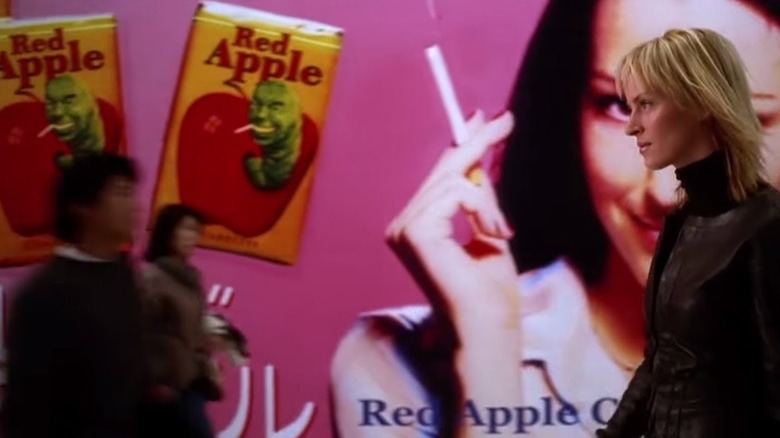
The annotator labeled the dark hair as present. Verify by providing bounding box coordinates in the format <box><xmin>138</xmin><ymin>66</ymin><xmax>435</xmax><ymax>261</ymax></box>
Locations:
<box><xmin>144</xmin><ymin>204</ymin><xmax>203</xmax><ymax>262</ymax></box>
<box><xmin>497</xmin><ymin>0</ymin><xmax>604</xmax><ymax>284</ymax></box>
<box><xmin>496</xmin><ymin>0</ymin><xmax>780</xmax><ymax>285</ymax></box>
<box><xmin>54</xmin><ymin>153</ymin><xmax>137</xmax><ymax>243</ymax></box>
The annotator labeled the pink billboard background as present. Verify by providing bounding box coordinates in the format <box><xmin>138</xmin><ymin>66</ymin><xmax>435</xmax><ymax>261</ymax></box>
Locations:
<box><xmin>0</xmin><ymin>0</ymin><xmax>547</xmax><ymax>436</ymax></box>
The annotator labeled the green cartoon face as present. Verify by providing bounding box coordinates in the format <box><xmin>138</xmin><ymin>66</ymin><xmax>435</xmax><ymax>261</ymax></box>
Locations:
<box><xmin>248</xmin><ymin>81</ymin><xmax>301</xmax><ymax>146</ymax></box>
<box><xmin>44</xmin><ymin>75</ymin><xmax>97</xmax><ymax>143</ymax></box>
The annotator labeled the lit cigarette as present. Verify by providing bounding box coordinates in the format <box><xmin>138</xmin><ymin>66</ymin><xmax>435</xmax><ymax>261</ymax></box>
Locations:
<box><xmin>425</xmin><ymin>45</ymin><xmax>467</xmax><ymax>144</ymax></box>
<box><xmin>234</xmin><ymin>124</ymin><xmax>275</xmax><ymax>135</ymax></box>
<box><xmin>425</xmin><ymin>44</ymin><xmax>483</xmax><ymax>183</ymax></box>
<box><xmin>234</xmin><ymin>124</ymin><xmax>253</xmax><ymax>134</ymax></box>
<box><xmin>38</xmin><ymin>123</ymin><xmax>74</xmax><ymax>138</ymax></box>
<box><xmin>37</xmin><ymin>124</ymin><xmax>54</xmax><ymax>138</ymax></box>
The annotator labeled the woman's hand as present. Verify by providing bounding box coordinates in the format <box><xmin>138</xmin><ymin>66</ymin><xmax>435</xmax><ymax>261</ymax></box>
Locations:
<box><xmin>386</xmin><ymin>110</ymin><xmax>518</xmax><ymax>324</ymax></box>
<box><xmin>386</xmin><ymin>110</ymin><xmax>524</xmax><ymax>437</ymax></box>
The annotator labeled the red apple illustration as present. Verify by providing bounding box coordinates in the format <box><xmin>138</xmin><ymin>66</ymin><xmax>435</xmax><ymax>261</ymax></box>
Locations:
<box><xmin>176</xmin><ymin>92</ymin><xmax>318</xmax><ymax>237</ymax></box>
<box><xmin>0</xmin><ymin>98</ymin><xmax>122</xmax><ymax>237</ymax></box>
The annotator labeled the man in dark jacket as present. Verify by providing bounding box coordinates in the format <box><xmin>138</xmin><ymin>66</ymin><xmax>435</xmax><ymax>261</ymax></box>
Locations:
<box><xmin>2</xmin><ymin>154</ymin><xmax>144</xmax><ymax>437</ymax></box>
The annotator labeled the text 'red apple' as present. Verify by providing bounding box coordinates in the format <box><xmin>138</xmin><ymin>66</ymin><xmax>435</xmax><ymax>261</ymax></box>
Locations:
<box><xmin>205</xmin><ymin>27</ymin><xmax>324</xmax><ymax>86</ymax></box>
<box><xmin>0</xmin><ymin>28</ymin><xmax>105</xmax><ymax>93</ymax></box>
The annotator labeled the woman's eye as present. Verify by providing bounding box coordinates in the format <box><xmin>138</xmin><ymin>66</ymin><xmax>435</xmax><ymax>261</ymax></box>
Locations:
<box><xmin>594</xmin><ymin>95</ymin><xmax>631</xmax><ymax>122</ymax></box>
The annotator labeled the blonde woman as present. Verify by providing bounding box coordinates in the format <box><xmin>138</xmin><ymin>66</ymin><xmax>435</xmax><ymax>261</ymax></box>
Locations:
<box><xmin>597</xmin><ymin>28</ymin><xmax>780</xmax><ymax>437</ymax></box>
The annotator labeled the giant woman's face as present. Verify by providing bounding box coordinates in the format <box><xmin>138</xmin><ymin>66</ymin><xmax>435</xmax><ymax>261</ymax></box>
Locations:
<box><xmin>580</xmin><ymin>0</ymin><xmax>780</xmax><ymax>287</ymax></box>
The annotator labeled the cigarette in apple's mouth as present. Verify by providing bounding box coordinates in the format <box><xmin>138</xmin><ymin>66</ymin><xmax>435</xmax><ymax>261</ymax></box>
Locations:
<box><xmin>37</xmin><ymin>123</ymin><xmax>74</xmax><ymax>138</ymax></box>
<box><xmin>425</xmin><ymin>44</ymin><xmax>483</xmax><ymax>185</ymax></box>
<box><xmin>234</xmin><ymin>124</ymin><xmax>275</xmax><ymax>134</ymax></box>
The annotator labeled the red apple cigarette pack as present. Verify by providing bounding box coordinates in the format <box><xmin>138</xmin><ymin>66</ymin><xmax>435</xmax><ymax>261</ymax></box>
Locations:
<box><xmin>151</xmin><ymin>1</ymin><xmax>343</xmax><ymax>265</ymax></box>
<box><xmin>0</xmin><ymin>14</ymin><xmax>127</xmax><ymax>267</ymax></box>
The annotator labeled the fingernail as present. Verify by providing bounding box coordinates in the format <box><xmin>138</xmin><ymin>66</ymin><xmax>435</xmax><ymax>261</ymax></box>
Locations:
<box><xmin>503</xmin><ymin>220</ymin><xmax>514</xmax><ymax>238</ymax></box>
<box><xmin>492</xmin><ymin>219</ymin><xmax>502</xmax><ymax>237</ymax></box>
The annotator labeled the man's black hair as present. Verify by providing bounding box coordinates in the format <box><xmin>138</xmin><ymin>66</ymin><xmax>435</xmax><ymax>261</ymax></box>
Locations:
<box><xmin>54</xmin><ymin>153</ymin><xmax>137</xmax><ymax>243</ymax></box>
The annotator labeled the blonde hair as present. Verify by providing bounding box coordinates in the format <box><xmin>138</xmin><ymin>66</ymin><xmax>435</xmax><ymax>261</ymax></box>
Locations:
<box><xmin>615</xmin><ymin>28</ymin><xmax>766</xmax><ymax>202</ymax></box>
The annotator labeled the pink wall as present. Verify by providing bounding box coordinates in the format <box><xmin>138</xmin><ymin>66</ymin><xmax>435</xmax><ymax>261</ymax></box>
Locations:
<box><xmin>1</xmin><ymin>0</ymin><xmax>547</xmax><ymax>435</ymax></box>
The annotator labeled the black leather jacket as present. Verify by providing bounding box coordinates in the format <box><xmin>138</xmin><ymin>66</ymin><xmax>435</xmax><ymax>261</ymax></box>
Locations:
<box><xmin>597</xmin><ymin>187</ymin><xmax>780</xmax><ymax>438</ymax></box>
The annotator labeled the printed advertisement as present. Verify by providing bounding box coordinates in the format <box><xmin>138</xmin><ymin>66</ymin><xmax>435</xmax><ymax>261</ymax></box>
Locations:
<box><xmin>1</xmin><ymin>0</ymin><xmax>779</xmax><ymax>437</ymax></box>
<box><xmin>151</xmin><ymin>1</ymin><xmax>343</xmax><ymax>265</ymax></box>
<box><xmin>0</xmin><ymin>15</ymin><xmax>126</xmax><ymax>266</ymax></box>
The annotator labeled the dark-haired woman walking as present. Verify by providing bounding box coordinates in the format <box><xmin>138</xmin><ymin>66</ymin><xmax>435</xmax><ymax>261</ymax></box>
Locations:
<box><xmin>141</xmin><ymin>204</ymin><xmax>222</xmax><ymax>437</ymax></box>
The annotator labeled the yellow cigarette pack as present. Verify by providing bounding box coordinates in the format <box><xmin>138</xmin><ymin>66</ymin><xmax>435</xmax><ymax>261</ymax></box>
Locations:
<box><xmin>0</xmin><ymin>15</ymin><xmax>127</xmax><ymax>266</ymax></box>
<box><xmin>151</xmin><ymin>1</ymin><xmax>343</xmax><ymax>264</ymax></box>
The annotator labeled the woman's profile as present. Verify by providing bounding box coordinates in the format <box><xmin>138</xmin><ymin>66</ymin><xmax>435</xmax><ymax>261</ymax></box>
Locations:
<box><xmin>598</xmin><ymin>27</ymin><xmax>780</xmax><ymax>437</ymax></box>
